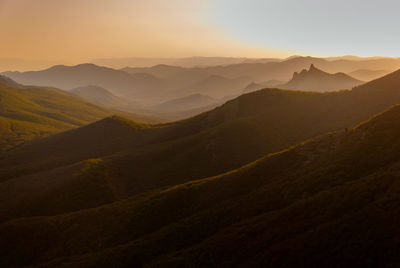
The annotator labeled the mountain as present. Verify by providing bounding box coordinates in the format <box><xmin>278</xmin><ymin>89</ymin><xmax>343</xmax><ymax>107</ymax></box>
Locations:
<box><xmin>6</xmin><ymin>56</ymin><xmax>400</xmax><ymax>108</ymax></box>
<box><xmin>243</xmin><ymin>82</ymin><xmax>265</xmax><ymax>93</ymax></box>
<box><xmin>243</xmin><ymin>80</ymin><xmax>283</xmax><ymax>94</ymax></box>
<box><xmin>121</xmin><ymin>64</ymin><xmax>188</xmax><ymax>79</ymax></box>
<box><xmin>92</xmin><ymin>57</ymin><xmax>265</xmax><ymax>69</ymax></box>
<box><xmin>173</xmin><ymin>74</ymin><xmax>252</xmax><ymax>98</ymax></box>
<box><xmin>152</xmin><ymin>94</ymin><xmax>216</xmax><ymax>112</ymax></box>
<box><xmin>2</xmin><ymin>63</ymin><xmax>166</xmax><ymax>103</ymax></box>
<box><xmin>0</xmin><ymin>76</ymin><xmax>114</xmax><ymax>151</ymax></box>
<box><xmin>3</xmin><ymin>69</ymin><xmax>400</xmax><ymax>223</ymax></box>
<box><xmin>0</xmin><ymin>74</ymin><xmax>23</xmax><ymax>88</ymax></box>
<box><xmin>0</xmin><ymin>76</ymin><xmax>161</xmax><ymax>151</ymax></box>
<box><xmin>279</xmin><ymin>64</ymin><xmax>364</xmax><ymax>91</ymax></box>
<box><xmin>2</xmin><ymin>103</ymin><xmax>400</xmax><ymax>267</ymax></box>
<box><xmin>148</xmin><ymin>94</ymin><xmax>220</xmax><ymax>120</ymax></box>
<box><xmin>71</xmin><ymin>85</ymin><xmax>129</xmax><ymax>108</ymax></box>
<box><xmin>121</xmin><ymin>56</ymin><xmax>400</xmax><ymax>86</ymax></box>
<box><xmin>124</xmin><ymin>66</ymin><xmax>252</xmax><ymax>100</ymax></box>
<box><xmin>349</xmin><ymin>69</ymin><xmax>392</xmax><ymax>81</ymax></box>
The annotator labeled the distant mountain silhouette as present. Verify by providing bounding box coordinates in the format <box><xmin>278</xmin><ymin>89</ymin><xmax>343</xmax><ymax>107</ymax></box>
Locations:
<box><xmin>243</xmin><ymin>80</ymin><xmax>282</xmax><ymax>93</ymax></box>
<box><xmin>92</xmin><ymin>56</ymin><xmax>275</xmax><ymax>68</ymax></box>
<box><xmin>2</xmin><ymin>64</ymin><xmax>166</xmax><ymax>103</ymax></box>
<box><xmin>71</xmin><ymin>85</ymin><xmax>129</xmax><ymax>108</ymax></box>
<box><xmin>5</xmin><ymin>57</ymin><xmax>400</xmax><ymax>110</ymax></box>
<box><xmin>349</xmin><ymin>69</ymin><xmax>392</xmax><ymax>81</ymax></box>
<box><xmin>152</xmin><ymin>94</ymin><xmax>216</xmax><ymax>112</ymax></box>
<box><xmin>279</xmin><ymin>64</ymin><xmax>364</xmax><ymax>91</ymax></box>
<box><xmin>243</xmin><ymin>82</ymin><xmax>265</xmax><ymax>93</ymax></box>
<box><xmin>122</xmin><ymin>56</ymin><xmax>400</xmax><ymax>86</ymax></box>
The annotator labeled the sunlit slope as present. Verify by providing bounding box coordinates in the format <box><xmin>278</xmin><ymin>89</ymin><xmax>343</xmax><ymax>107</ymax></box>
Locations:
<box><xmin>0</xmin><ymin>76</ymin><xmax>162</xmax><ymax>151</ymax></box>
<box><xmin>0</xmin><ymin>78</ymin><xmax>113</xmax><ymax>150</ymax></box>
<box><xmin>2</xmin><ymin>104</ymin><xmax>400</xmax><ymax>267</ymax></box>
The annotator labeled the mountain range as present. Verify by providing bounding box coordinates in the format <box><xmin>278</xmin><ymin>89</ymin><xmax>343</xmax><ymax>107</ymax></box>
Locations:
<box><xmin>279</xmin><ymin>64</ymin><xmax>364</xmax><ymax>91</ymax></box>
<box><xmin>2</xmin><ymin>69</ymin><xmax>400</xmax><ymax>216</ymax></box>
<box><xmin>2</xmin><ymin>69</ymin><xmax>400</xmax><ymax>266</ymax></box>
<box><xmin>5</xmin><ymin>56</ymin><xmax>400</xmax><ymax>112</ymax></box>
<box><xmin>2</xmin><ymin>58</ymin><xmax>400</xmax><ymax>267</ymax></box>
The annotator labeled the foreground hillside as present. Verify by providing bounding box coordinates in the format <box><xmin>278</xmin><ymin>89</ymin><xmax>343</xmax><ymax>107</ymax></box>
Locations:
<box><xmin>2</xmin><ymin>70</ymin><xmax>400</xmax><ymax>223</ymax></box>
<box><xmin>2</xmin><ymin>103</ymin><xmax>400</xmax><ymax>267</ymax></box>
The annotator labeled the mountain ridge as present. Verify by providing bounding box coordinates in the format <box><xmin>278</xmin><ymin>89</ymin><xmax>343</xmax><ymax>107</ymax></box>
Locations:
<box><xmin>2</xmin><ymin>103</ymin><xmax>400</xmax><ymax>267</ymax></box>
<box><xmin>279</xmin><ymin>64</ymin><xmax>364</xmax><ymax>91</ymax></box>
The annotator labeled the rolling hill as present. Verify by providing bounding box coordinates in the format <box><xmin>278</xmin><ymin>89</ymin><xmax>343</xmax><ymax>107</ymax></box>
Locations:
<box><xmin>2</xmin><ymin>69</ymin><xmax>400</xmax><ymax>223</ymax></box>
<box><xmin>2</xmin><ymin>103</ymin><xmax>400</xmax><ymax>267</ymax></box>
<box><xmin>279</xmin><ymin>64</ymin><xmax>364</xmax><ymax>91</ymax></box>
<box><xmin>0</xmin><ymin>76</ymin><xmax>161</xmax><ymax>151</ymax></box>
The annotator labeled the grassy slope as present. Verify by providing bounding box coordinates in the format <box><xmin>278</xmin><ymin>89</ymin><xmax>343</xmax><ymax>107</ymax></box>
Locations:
<box><xmin>0</xmin><ymin>80</ymin><xmax>163</xmax><ymax>151</ymax></box>
<box><xmin>2</xmin><ymin>104</ymin><xmax>400</xmax><ymax>267</ymax></box>
<box><xmin>0</xmin><ymin>85</ymin><xmax>112</xmax><ymax>150</ymax></box>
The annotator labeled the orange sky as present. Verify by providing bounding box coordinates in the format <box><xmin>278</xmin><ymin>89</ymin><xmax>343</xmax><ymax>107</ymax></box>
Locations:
<box><xmin>0</xmin><ymin>0</ymin><xmax>291</xmax><ymax>64</ymax></box>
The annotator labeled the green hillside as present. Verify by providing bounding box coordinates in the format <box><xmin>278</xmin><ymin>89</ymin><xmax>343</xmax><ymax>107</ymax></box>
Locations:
<box><xmin>2</xmin><ymin>104</ymin><xmax>400</xmax><ymax>267</ymax></box>
<box><xmin>0</xmin><ymin>76</ymin><xmax>160</xmax><ymax>151</ymax></box>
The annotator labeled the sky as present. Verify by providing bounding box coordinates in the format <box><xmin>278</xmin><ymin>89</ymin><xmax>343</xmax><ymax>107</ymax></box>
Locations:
<box><xmin>0</xmin><ymin>0</ymin><xmax>400</xmax><ymax>64</ymax></box>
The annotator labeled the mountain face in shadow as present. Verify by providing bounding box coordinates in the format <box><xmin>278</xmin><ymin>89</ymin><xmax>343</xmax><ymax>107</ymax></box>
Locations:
<box><xmin>279</xmin><ymin>64</ymin><xmax>364</xmax><ymax>91</ymax></box>
<box><xmin>2</xmin><ymin>102</ymin><xmax>400</xmax><ymax>267</ymax></box>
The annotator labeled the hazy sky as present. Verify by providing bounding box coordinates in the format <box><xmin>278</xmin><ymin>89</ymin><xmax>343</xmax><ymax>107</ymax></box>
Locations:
<box><xmin>1</xmin><ymin>0</ymin><xmax>399</xmax><ymax>63</ymax></box>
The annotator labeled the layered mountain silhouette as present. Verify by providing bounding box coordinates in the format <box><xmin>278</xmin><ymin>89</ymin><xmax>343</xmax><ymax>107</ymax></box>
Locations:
<box><xmin>243</xmin><ymin>82</ymin><xmax>265</xmax><ymax>93</ymax></box>
<box><xmin>71</xmin><ymin>85</ymin><xmax>129</xmax><ymax>108</ymax></box>
<box><xmin>152</xmin><ymin>94</ymin><xmax>216</xmax><ymax>111</ymax></box>
<box><xmin>3</xmin><ymin>69</ymin><xmax>400</xmax><ymax>221</ymax></box>
<box><xmin>279</xmin><ymin>64</ymin><xmax>364</xmax><ymax>91</ymax></box>
<box><xmin>3</xmin><ymin>64</ymin><xmax>166</xmax><ymax>103</ymax></box>
<box><xmin>3</xmin><ymin>65</ymin><xmax>400</xmax><ymax>267</ymax></box>
<box><xmin>5</xmin><ymin>56</ymin><xmax>400</xmax><ymax>110</ymax></box>
<box><xmin>349</xmin><ymin>69</ymin><xmax>392</xmax><ymax>81</ymax></box>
